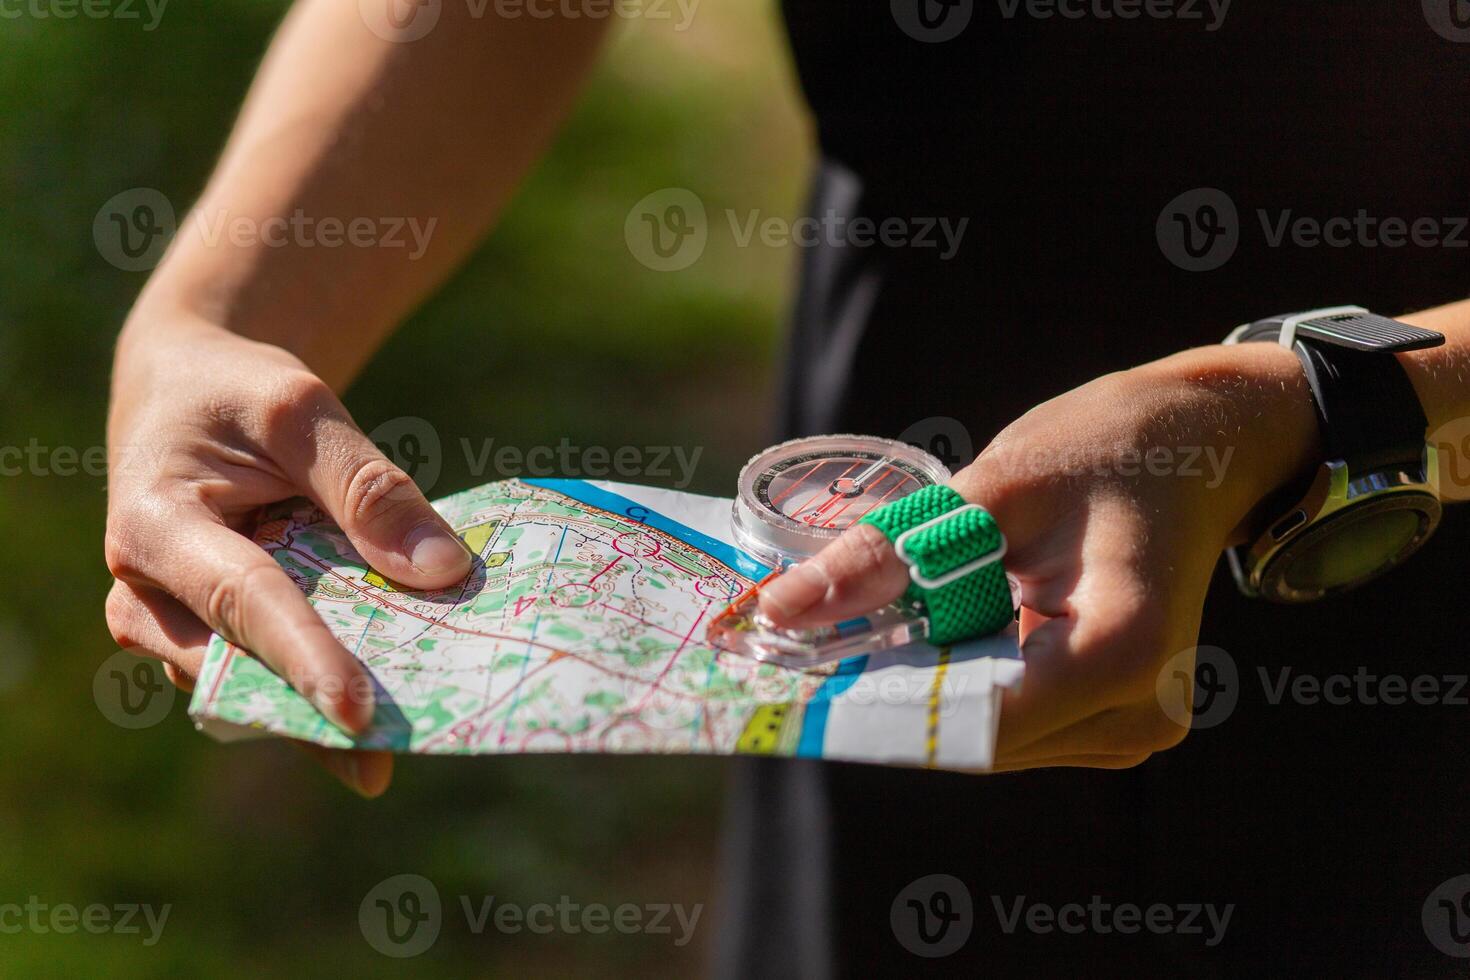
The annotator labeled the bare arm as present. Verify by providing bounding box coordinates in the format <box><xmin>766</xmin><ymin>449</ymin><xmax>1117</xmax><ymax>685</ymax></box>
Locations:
<box><xmin>106</xmin><ymin>2</ymin><xmax>611</xmax><ymax>795</ymax></box>
<box><xmin>125</xmin><ymin>0</ymin><xmax>610</xmax><ymax>385</ymax></box>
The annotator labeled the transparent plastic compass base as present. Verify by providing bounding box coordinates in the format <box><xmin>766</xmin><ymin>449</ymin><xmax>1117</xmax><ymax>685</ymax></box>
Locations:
<box><xmin>707</xmin><ymin>571</ymin><xmax>1021</xmax><ymax>670</ymax></box>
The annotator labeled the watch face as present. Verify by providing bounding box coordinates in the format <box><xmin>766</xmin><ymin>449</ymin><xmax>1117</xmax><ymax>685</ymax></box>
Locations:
<box><xmin>1259</xmin><ymin>492</ymin><xmax>1440</xmax><ymax>602</ymax></box>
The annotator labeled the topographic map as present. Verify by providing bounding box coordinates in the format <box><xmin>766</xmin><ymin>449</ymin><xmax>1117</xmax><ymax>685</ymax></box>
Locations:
<box><xmin>190</xmin><ymin>479</ymin><xmax>1022</xmax><ymax>769</ymax></box>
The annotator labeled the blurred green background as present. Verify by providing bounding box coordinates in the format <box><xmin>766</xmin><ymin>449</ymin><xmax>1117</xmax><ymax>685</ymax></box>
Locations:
<box><xmin>0</xmin><ymin>3</ymin><xmax>810</xmax><ymax>974</ymax></box>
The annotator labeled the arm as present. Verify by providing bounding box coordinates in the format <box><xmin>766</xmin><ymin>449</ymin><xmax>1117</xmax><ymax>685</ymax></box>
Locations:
<box><xmin>105</xmin><ymin>0</ymin><xmax>611</xmax><ymax>795</ymax></box>
<box><xmin>759</xmin><ymin>299</ymin><xmax>1470</xmax><ymax>769</ymax></box>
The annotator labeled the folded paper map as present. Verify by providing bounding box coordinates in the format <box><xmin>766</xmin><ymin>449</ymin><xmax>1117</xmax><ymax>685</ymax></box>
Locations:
<box><xmin>189</xmin><ymin>478</ymin><xmax>1023</xmax><ymax>769</ymax></box>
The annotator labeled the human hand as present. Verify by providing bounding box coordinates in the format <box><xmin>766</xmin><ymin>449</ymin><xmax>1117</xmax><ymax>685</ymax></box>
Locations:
<box><xmin>758</xmin><ymin>342</ymin><xmax>1322</xmax><ymax>769</ymax></box>
<box><xmin>103</xmin><ymin>317</ymin><xmax>473</xmax><ymax>796</ymax></box>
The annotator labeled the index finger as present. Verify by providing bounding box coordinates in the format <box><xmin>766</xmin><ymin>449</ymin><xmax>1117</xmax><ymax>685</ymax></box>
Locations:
<box><xmin>111</xmin><ymin>505</ymin><xmax>376</xmax><ymax>734</ymax></box>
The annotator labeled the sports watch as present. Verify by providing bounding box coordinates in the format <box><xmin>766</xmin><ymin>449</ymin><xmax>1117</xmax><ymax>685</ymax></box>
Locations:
<box><xmin>1223</xmin><ymin>306</ymin><xmax>1444</xmax><ymax>602</ymax></box>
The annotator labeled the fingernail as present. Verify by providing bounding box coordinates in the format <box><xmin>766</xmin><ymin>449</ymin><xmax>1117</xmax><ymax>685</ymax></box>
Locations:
<box><xmin>405</xmin><ymin>522</ymin><xmax>471</xmax><ymax>577</ymax></box>
<box><xmin>758</xmin><ymin>563</ymin><xmax>829</xmax><ymax>622</ymax></box>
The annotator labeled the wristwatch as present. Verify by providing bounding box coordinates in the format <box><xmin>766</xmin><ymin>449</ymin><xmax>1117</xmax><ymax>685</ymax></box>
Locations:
<box><xmin>1223</xmin><ymin>306</ymin><xmax>1445</xmax><ymax>602</ymax></box>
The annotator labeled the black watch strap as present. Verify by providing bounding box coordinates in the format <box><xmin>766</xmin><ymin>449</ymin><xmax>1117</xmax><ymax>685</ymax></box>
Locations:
<box><xmin>1228</xmin><ymin>307</ymin><xmax>1442</xmax><ymax>472</ymax></box>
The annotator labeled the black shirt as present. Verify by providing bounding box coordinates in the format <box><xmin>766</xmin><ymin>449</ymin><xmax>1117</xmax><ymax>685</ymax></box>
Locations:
<box><xmin>717</xmin><ymin>3</ymin><xmax>1470</xmax><ymax>976</ymax></box>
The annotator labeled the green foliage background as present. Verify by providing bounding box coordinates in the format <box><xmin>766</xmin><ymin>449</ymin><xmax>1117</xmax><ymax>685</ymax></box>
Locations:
<box><xmin>0</xmin><ymin>3</ymin><xmax>808</xmax><ymax>974</ymax></box>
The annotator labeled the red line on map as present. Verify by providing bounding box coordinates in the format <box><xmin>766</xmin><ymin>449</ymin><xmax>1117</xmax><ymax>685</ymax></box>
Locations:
<box><xmin>588</xmin><ymin>556</ymin><xmax>621</xmax><ymax>584</ymax></box>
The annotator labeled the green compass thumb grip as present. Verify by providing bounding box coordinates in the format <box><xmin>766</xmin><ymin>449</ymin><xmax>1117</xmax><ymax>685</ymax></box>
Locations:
<box><xmin>859</xmin><ymin>485</ymin><xmax>1013</xmax><ymax>645</ymax></box>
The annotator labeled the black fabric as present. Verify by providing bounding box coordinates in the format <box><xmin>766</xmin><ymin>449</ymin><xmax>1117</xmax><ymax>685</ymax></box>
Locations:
<box><xmin>716</xmin><ymin>3</ymin><xmax>1470</xmax><ymax>977</ymax></box>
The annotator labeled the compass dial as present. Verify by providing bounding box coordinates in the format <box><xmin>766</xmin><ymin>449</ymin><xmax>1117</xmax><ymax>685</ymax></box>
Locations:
<box><xmin>732</xmin><ymin>435</ymin><xmax>950</xmax><ymax>568</ymax></box>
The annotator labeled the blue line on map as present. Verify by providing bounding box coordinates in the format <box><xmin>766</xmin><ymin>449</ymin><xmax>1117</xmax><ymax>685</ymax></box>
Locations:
<box><xmin>795</xmin><ymin>655</ymin><xmax>869</xmax><ymax>758</ymax></box>
<box><xmin>522</xmin><ymin>478</ymin><xmax>771</xmax><ymax>579</ymax></box>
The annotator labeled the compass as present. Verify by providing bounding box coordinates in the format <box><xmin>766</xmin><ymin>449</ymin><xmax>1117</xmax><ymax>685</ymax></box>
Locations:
<box><xmin>731</xmin><ymin>434</ymin><xmax>951</xmax><ymax>569</ymax></box>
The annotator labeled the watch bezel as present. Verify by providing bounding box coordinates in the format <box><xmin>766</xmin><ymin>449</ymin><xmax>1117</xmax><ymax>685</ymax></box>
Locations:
<box><xmin>1226</xmin><ymin>446</ymin><xmax>1441</xmax><ymax>602</ymax></box>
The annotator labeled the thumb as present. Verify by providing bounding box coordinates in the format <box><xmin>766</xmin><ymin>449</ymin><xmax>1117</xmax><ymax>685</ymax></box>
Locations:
<box><xmin>757</xmin><ymin>523</ymin><xmax>910</xmax><ymax>630</ymax></box>
<box><xmin>283</xmin><ymin>410</ymin><xmax>472</xmax><ymax>590</ymax></box>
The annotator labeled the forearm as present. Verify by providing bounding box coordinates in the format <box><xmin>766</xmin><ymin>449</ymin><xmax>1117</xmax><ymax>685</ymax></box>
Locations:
<box><xmin>1123</xmin><ymin>297</ymin><xmax>1470</xmax><ymax>547</ymax></box>
<box><xmin>120</xmin><ymin>0</ymin><xmax>609</xmax><ymax>390</ymax></box>
<box><xmin>1397</xmin><ymin>298</ymin><xmax>1470</xmax><ymax>436</ymax></box>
